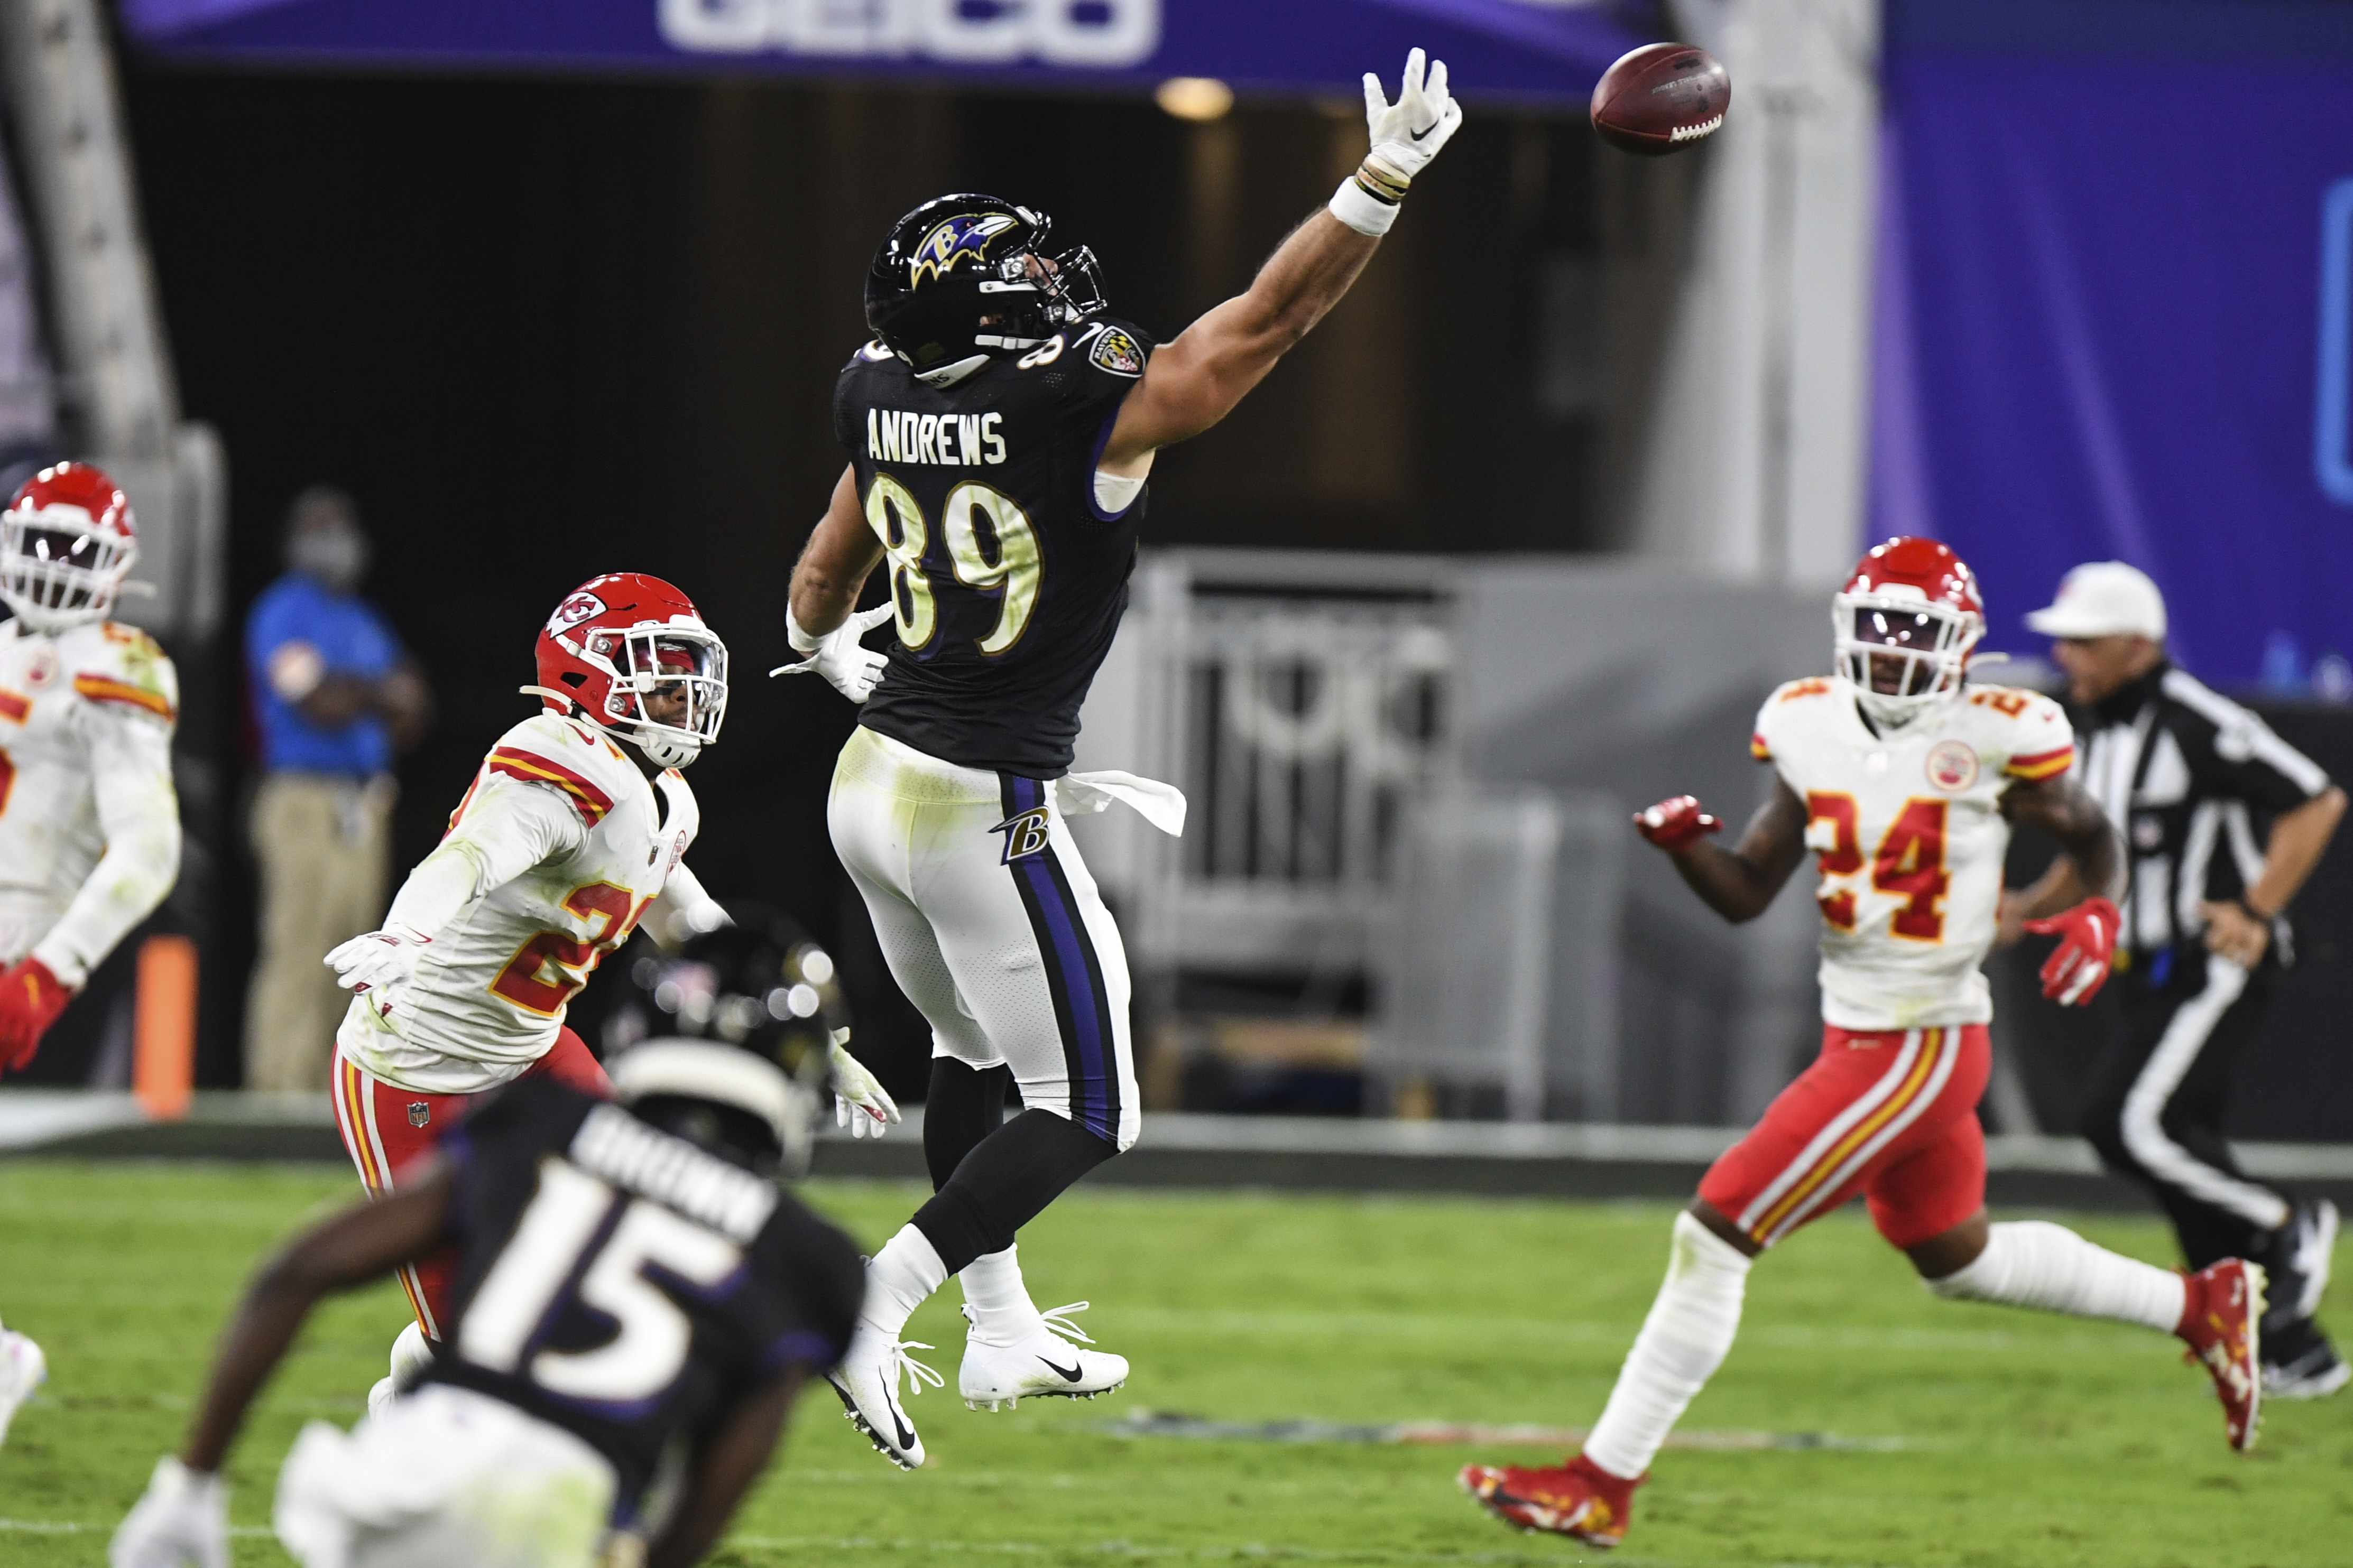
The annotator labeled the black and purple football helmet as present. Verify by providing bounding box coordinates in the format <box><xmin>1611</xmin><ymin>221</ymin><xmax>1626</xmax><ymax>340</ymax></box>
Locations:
<box><xmin>863</xmin><ymin>193</ymin><xmax>1106</xmax><ymax>377</ymax></box>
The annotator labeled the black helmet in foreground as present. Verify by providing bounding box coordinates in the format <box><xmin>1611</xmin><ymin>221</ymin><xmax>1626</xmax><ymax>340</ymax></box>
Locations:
<box><xmin>864</xmin><ymin>193</ymin><xmax>1106</xmax><ymax>381</ymax></box>
<box><xmin>605</xmin><ymin>908</ymin><xmax>848</xmax><ymax>1179</ymax></box>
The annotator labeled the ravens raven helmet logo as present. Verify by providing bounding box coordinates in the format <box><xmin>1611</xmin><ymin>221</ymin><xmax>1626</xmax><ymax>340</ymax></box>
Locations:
<box><xmin>908</xmin><ymin>212</ymin><xmax>1020</xmax><ymax>288</ymax></box>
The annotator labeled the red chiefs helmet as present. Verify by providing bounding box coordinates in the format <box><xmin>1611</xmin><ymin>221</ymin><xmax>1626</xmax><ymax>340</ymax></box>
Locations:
<box><xmin>0</xmin><ymin>461</ymin><xmax>138</xmax><ymax>633</ymax></box>
<box><xmin>1831</xmin><ymin>537</ymin><xmax>1985</xmax><ymax>728</ymax></box>
<box><xmin>527</xmin><ymin>573</ymin><xmax>727</xmax><ymax>768</ymax></box>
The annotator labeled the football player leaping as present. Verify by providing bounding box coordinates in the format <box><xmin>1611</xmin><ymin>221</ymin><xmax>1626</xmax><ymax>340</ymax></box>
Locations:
<box><xmin>1462</xmin><ymin>539</ymin><xmax>2267</xmax><ymax>1549</ymax></box>
<box><xmin>780</xmin><ymin>51</ymin><xmax>1464</xmax><ymax>1468</ymax></box>
<box><xmin>321</xmin><ymin>573</ymin><xmax>896</xmax><ymax>1412</ymax></box>
<box><xmin>0</xmin><ymin>462</ymin><xmax>184</xmax><ymax>1448</ymax></box>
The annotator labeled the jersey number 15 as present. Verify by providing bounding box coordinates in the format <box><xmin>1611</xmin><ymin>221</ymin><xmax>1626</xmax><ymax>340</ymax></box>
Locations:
<box><xmin>460</xmin><ymin>1157</ymin><xmax>741</xmax><ymax>1404</ymax></box>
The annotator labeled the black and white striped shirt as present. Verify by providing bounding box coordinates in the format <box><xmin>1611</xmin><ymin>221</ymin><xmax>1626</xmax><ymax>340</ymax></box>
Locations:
<box><xmin>2073</xmin><ymin>663</ymin><xmax>2331</xmax><ymax>960</ymax></box>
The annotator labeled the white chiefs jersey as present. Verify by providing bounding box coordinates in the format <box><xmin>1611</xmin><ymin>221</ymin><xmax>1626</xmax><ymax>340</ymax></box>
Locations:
<box><xmin>338</xmin><ymin>710</ymin><xmax>700</xmax><ymax>1094</ymax></box>
<box><xmin>1752</xmin><ymin>677</ymin><xmax>2074</xmax><ymax>1031</ymax></box>
<box><xmin>0</xmin><ymin>618</ymin><xmax>181</xmax><ymax>986</ymax></box>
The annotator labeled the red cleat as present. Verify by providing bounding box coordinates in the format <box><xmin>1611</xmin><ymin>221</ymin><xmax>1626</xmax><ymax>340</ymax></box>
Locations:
<box><xmin>2177</xmin><ymin>1258</ymin><xmax>2265</xmax><ymax>1452</ymax></box>
<box><xmin>1458</xmin><ymin>1452</ymin><xmax>1641</xmax><ymax>1546</ymax></box>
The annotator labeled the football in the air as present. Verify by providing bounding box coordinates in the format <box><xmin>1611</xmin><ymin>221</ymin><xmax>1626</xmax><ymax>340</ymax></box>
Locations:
<box><xmin>1590</xmin><ymin>43</ymin><xmax>1730</xmax><ymax>156</ymax></box>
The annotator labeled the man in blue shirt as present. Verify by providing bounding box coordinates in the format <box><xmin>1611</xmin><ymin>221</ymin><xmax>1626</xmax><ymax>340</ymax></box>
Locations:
<box><xmin>244</xmin><ymin>487</ymin><xmax>431</xmax><ymax>1091</ymax></box>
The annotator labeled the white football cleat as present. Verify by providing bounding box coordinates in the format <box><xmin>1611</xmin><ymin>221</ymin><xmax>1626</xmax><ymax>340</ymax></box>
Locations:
<box><xmin>368</xmin><ymin>1320</ymin><xmax>436</xmax><ymax>1421</ymax></box>
<box><xmin>960</xmin><ymin>1301</ymin><xmax>1128</xmax><ymax>1412</ymax></box>
<box><xmin>826</xmin><ymin>1329</ymin><xmax>941</xmax><ymax>1470</ymax></box>
<box><xmin>0</xmin><ymin>1323</ymin><xmax>48</xmax><ymax>1445</ymax></box>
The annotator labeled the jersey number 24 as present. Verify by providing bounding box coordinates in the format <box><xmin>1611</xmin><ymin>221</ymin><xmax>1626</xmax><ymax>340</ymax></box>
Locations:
<box><xmin>864</xmin><ymin>475</ymin><xmax>1041</xmax><ymax>655</ymax></box>
<box><xmin>1806</xmin><ymin>794</ymin><xmax>1949</xmax><ymax>941</ymax></box>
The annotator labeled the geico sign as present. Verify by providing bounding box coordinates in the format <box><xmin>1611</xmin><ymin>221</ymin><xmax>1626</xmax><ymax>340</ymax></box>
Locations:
<box><xmin>659</xmin><ymin>0</ymin><xmax>1160</xmax><ymax>66</ymax></box>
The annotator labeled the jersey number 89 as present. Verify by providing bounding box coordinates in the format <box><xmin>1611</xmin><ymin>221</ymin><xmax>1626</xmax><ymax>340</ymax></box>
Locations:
<box><xmin>864</xmin><ymin>476</ymin><xmax>1041</xmax><ymax>655</ymax></box>
<box><xmin>460</xmin><ymin>1157</ymin><xmax>740</xmax><ymax>1404</ymax></box>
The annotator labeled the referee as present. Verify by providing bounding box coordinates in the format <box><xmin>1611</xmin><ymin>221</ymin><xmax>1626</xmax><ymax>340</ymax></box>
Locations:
<box><xmin>2005</xmin><ymin>562</ymin><xmax>2347</xmax><ymax>1398</ymax></box>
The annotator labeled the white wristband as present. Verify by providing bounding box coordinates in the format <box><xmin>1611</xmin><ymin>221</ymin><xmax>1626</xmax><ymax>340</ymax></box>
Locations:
<box><xmin>785</xmin><ymin>608</ymin><xmax>822</xmax><ymax>655</ymax></box>
<box><xmin>1327</xmin><ymin>177</ymin><xmax>1400</xmax><ymax>238</ymax></box>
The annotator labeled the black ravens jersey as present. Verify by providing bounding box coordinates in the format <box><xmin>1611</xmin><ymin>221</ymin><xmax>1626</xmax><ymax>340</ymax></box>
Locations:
<box><xmin>417</xmin><ymin>1078</ymin><xmax>863</xmax><ymax>1525</ymax></box>
<box><xmin>834</xmin><ymin>314</ymin><xmax>1157</xmax><ymax>777</ymax></box>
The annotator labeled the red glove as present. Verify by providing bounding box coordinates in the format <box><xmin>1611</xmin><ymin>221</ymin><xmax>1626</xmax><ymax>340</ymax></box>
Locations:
<box><xmin>2024</xmin><ymin>897</ymin><xmax>2120</xmax><ymax>1006</ymax></box>
<box><xmin>0</xmin><ymin>955</ymin><xmax>75</xmax><ymax>1073</ymax></box>
<box><xmin>1634</xmin><ymin>795</ymin><xmax>1723</xmax><ymax>853</ymax></box>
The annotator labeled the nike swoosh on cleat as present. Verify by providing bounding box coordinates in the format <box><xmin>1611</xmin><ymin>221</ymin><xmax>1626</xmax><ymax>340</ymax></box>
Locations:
<box><xmin>1039</xmin><ymin>1356</ymin><xmax>1085</xmax><ymax>1383</ymax></box>
<box><xmin>888</xmin><ymin>1402</ymin><xmax>918</xmax><ymax>1453</ymax></box>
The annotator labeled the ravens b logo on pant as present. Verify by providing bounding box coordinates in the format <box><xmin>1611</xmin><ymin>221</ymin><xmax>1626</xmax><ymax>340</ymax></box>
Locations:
<box><xmin>993</xmin><ymin>806</ymin><xmax>1052</xmax><ymax>864</ymax></box>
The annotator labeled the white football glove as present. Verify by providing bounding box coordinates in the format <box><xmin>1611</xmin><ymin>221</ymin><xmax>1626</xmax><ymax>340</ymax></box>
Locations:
<box><xmin>109</xmin><ymin>1456</ymin><xmax>227</xmax><ymax>1568</ymax></box>
<box><xmin>1363</xmin><ymin>47</ymin><xmax>1464</xmax><ymax>178</ymax></box>
<box><xmin>831</xmin><ymin>1041</ymin><xmax>901</xmax><ymax>1139</ymax></box>
<box><xmin>772</xmin><ymin>605</ymin><xmax>893</xmax><ymax>705</ymax></box>
<box><xmin>323</xmin><ymin>925</ymin><xmax>430</xmax><ymax>996</ymax></box>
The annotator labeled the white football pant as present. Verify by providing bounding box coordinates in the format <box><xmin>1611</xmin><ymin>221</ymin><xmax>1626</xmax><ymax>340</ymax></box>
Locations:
<box><xmin>274</xmin><ymin>1385</ymin><xmax>615</xmax><ymax>1568</ymax></box>
<box><xmin>829</xmin><ymin>727</ymin><xmax>1140</xmax><ymax>1152</ymax></box>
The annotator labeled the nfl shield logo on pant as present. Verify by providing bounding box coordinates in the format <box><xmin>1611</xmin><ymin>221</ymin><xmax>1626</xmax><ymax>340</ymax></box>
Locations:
<box><xmin>407</xmin><ymin>1101</ymin><xmax>430</xmax><ymax>1128</ymax></box>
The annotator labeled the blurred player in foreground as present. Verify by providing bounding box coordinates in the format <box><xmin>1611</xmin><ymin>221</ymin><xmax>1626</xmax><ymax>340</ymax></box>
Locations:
<box><xmin>1462</xmin><ymin>539</ymin><xmax>2266</xmax><ymax>1549</ymax></box>
<box><xmin>108</xmin><ymin>925</ymin><xmax>865</xmax><ymax>1568</ymax></box>
<box><xmin>0</xmin><ymin>461</ymin><xmax>184</xmax><ymax>1447</ymax></box>
<box><xmin>2019</xmin><ymin>562</ymin><xmax>2346</xmax><ymax>1398</ymax></box>
<box><xmin>780</xmin><ymin>49</ymin><xmax>1462</xmax><ymax>1469</ymax></box>
<box><xmin>318</xmin><ymin>574</ymin><xmax>893</xmax><ymax>1409</ymax></box>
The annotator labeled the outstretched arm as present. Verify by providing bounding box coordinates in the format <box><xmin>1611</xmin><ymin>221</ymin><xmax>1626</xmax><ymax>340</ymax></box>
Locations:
<box><xmin>1638</xmin><ymin>782</ymin><xmax>1811</xmax><ymax>925</ymax></box>
<box><xmin>1098</xmin><ymin>49</ymin><xmax>1463</xmax><ymax>473</ymax></box>
<box><xmin>184</xmin><ymin>1161</ymin><xmax>456</xmax><ymax>1472</ymax></box>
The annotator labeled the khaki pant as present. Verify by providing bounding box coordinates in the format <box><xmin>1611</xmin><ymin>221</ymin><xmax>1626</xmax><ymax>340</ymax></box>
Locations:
<box><xmin>244</xmin><ymin>773</ymin><xmax>393</xmax><ymax>1092</ymax></box>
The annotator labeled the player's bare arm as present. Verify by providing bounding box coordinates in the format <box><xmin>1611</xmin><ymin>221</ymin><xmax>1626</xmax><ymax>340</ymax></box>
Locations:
<box><xmin>644</xmin><ymin>1369</ymin><xmax>805</xmax><ymax>1568</ymax></box>
<box><xmin>2197</xmin><ymin>783</ymin><xmax>2346</xmax><ymax>967</ymax></box>
<box><xmin>180</xmin><ymin>1159</ymin><xmax>457</xmax><ymax>1473</ymax></box>
<box><xmin>1095</xmin><ymin>215</ymin><xmax>1379</xmax><ymax>472</ymax></box>
<box><xmin>1635</xmin><ymin>782</ymin><xmax>1809</xmax><ymax>924</ymax></box>
<box><xmin>1099</xmin><ymin>51</ymin><xmax>1461</xmax><ymax>475</ymax></box>
<box><xmin>786</xmin><ymin>465</ymin><xmax>884</xmax><ymax>639</ymax></box>
<box><xmin>1996</xmin><ymin>773</ymin><xmax>2122</xmax><ymax>927</ymax></box>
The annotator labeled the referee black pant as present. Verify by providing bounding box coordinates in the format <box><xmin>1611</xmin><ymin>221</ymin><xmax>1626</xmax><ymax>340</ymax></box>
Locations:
<box><xmin>2078</xmin><ymin>948</ymin><xmax>2292</xmax><ymax>1271</ymax></box>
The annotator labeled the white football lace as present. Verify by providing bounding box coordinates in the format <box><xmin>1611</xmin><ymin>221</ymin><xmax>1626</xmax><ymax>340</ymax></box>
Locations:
<box><xmin>887</xmin><ymin>1339</ymin><xmax>944</xmax><ymax>1398</ymax></box>
<box><xmin>1038</xmin><ymin>1302</ymin><xmax>1097</xmax><ymax>1346</ymax></box>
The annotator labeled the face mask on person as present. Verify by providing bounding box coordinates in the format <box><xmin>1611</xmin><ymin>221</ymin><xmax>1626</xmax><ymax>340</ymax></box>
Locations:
<box><xmin>289</xmin><ymin>521</ymin><xmax>370</xmax><ymax>594</ymax></box>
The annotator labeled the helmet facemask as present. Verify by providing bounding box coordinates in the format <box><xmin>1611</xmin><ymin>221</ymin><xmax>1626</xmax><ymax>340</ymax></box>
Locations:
<box><xmin>1832</xmin><ymin>588</ymin><xmax>1981</xmax><ymax>729</ymax></box>
<box><xmin>582</xmin><ymin>623</ymin><xmax>728</xmax><ymax>768</ymax></box>
<box><xmin>0</xmin><ymin>505</ymin><xmax>135</xmax><ymax>633</ymax></box>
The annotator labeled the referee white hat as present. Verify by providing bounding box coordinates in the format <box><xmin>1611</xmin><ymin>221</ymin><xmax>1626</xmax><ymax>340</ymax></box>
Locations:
<box><xmin>2024</xmin><ymin>561</ymin><xmax>2168</xmax><ymax>640</ymax></box>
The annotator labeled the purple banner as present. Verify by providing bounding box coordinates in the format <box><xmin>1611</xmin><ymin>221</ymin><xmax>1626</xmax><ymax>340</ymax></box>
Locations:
<box><xmin>1872</xmin><ymin>3</ymin><xmax>2353</xmax><ymax>686</ymax></box>
<box><xmin>117</xmin><ymin>0</ymin><xmax>1644</xmax><ymax>104</ymax></box>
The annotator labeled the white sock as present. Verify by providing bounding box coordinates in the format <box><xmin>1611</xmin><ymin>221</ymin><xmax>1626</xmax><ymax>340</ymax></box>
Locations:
<box><xmin>1583</xmin><ymin>1211</ymin><xmax>1752</xmax><ymax>1480</ymax></box>
<box><xmin>859</xmin><ymin>1224</ymin><xmax>949</xmax><ymax>1341</ymax></box>
<box><xmin>1925</xmin><ymin>1220</ymin><xmax>2184</xmax><ymax>1332</ymax></box>
<box><xmin>959</xmin><ymin>1245</ymin><xmax>1046</xmax><ymax>1347</ymax></box>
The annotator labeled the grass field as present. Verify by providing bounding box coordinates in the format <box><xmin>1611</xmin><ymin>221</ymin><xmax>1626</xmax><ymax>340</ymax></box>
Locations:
<box><xmin>1</xmin><ymin>1162</ymin><xmax>2347</xmax><ymax>1567</ymax></box>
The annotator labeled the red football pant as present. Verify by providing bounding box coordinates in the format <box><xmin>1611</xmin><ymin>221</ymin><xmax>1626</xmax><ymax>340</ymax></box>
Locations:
<box><xmin>331</xmin><ymin>1027</ymin><xmax>612</xmax><ymax>1340</ymax></box>
<box><xmin>1698</xmin><ymin>1023</ymin><xmax>1991</xmax><ymax>1251</ymax></box>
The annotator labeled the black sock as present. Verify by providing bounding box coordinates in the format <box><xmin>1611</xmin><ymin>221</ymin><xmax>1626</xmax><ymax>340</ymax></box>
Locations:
<box><xmin>911</xmin><ymin>1109</ymin><xmax>1118</xmax><ymax>1275</ymax></box>
<box><xmin>924</xmin><ymin>1059</ymin><xmax>1010</xmax><ymax>1192</ymax></box>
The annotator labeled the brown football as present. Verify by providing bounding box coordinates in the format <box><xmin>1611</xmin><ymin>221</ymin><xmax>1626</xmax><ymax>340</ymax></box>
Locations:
<box><xmin>1590</xmin><ymin>43</ymin><xmax>1730</xmax><ymax>156</ymax></box>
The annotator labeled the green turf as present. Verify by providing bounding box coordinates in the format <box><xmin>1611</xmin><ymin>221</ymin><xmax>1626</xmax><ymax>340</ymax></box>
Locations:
<box><xmin>0</xmin><ymin>1162</ymin><xmax>2345</xmax><ymax>1566</ymax></box>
